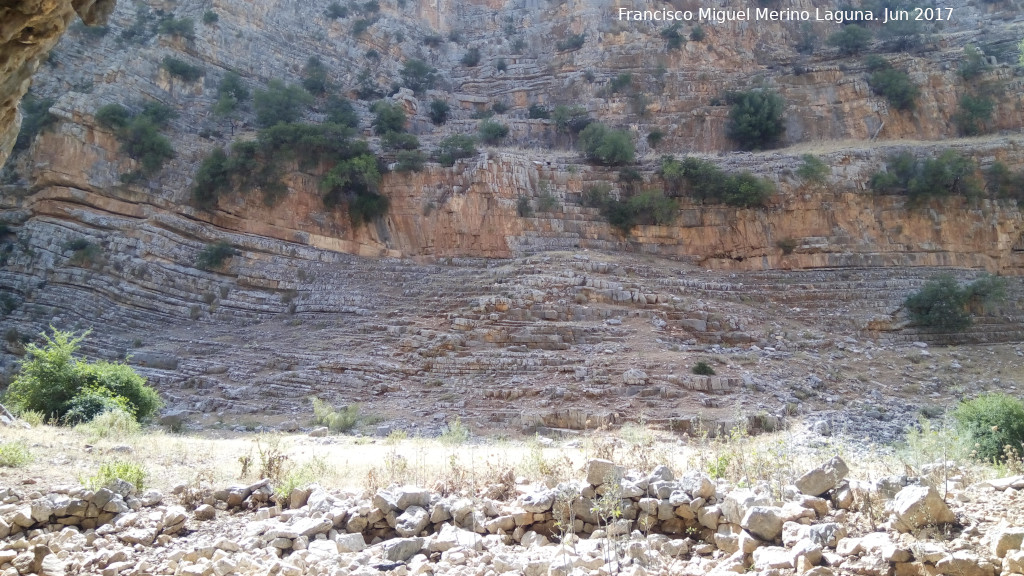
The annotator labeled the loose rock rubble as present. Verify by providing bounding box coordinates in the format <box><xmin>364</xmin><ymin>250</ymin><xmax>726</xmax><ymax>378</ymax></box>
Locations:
<box><xmin>2</xmin><ymin>458</ymin><xmax>1024</xmax><ymax>576</ymax></box>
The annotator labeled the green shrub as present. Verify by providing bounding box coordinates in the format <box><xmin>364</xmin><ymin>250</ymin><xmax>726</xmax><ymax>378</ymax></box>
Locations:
<box><xmin>429</xmin><ymin>99</ymin><xmax>450</xmax><ymax>125</ymax></box>
<box><xmin>955</xmin><ymin>93</ymin><xmax>994</xmax><ymax>137</ymax></box>
<box><xmin>192</xmin><ymin>147</ymin><xmax>230</xmax><ymax>208</ymax></box>
<box><xmin>196</xmin><ymin>241</ymin><xmax>237</xmax><ymax>270</ymax></box>
<box><xmin>528</xmin><ymin>104</ymin><xmax>550</xmax><ymax>120</ymax></box>
<box><xmin>954</xmin><ymin>393</ymin><xmax>1024</xmax><ymax>462</ymax></box>
<box><xmin>437</xmin><ymin>134</ymin><xmax>476</xmax><ymax>166</ymax></box>
<box><xmin>325</xmin><ymin>95</ymin><xmax>358</xmax><ymax>128</ymax></box>
<box><xmin>381</xmin><ymin>131</ymin><xmax>419</xmax><ymax>151</ymax></box>
<box><xmin>395</xmin><ymin>150</ymin><xmax>425</xmax><ymax>172</ymax></box>
<box><xmin>346</xmin><ymin>191</ymin><xmax>389</xmax><ymax>225</ymax></box>
<box><xmin>95</xmin><ymin>103</ymin><xmax>132</xmax><ymax>131</ymax></box>
<box><xmin>63</xmin><ymin>385</ymin><xmax>132</xmax><ymax>425</ymax></box>
<box><xmin>478</xmin><ymin>120</ymin><xmax>509</xmax><ymax>145</ymax></box>
<box><xmin>461</xmin><ymin>48</ymin><xmax>481</xmax><ymax>67</ymax></box>
<box><xmin>325</xmin><ymin>2</ymin><xmax>348</xmax><ymax>19</ymax></box>
<box><xmin>320</xmin><ymin>154</ymin><xmax>385</xmax><ymax>224</ymax></box>
<box><xmin>213</xmin><ymin>72</ymin><xmax>249</xmax><ymax>119</ymax></box>
<box><xmin>726</xmin><ymin>89</ymin><xmax>785</xmax><ymax>150</ymax></box>
<box><xmin>516</xmin><ymin>196</ymin><xmax>533</xmax><ymax>217</ymax></box>
<box><xmin>84</xmin><ymin>459</ymin><xmax>147</xmax><ymax>491</ymax></box>
<box><xmin>959</xmin><ymin>45</ymin><xmax>988</xmax><ymax>80</ymax></box>
<box><xmin>96</xmin><ymin>102</ymin><xmax>176</xmax><ymax>176</ymax></box>
<box><xmin>120</xmin><ymin>118</ymin><xmax>175</xmax><ymax>175</ymax></box>
<box><xmin>689</xmin><ymin>25</ymin><xmax>705</xmax><ymax>42</ymax></box>
<box><xmin>3</xmin><ymin>329</ymin><xmax>162</xmax><ymax>423</ymax></box>
<box><xmin>985</xmin><ymin>161</ymin><xmax>1024</xmax><ymax>202</ymax></box>
<box><xmin>796</xmin><ymin>154</ymin><xmax>829</xmax><ymax>183</ymax></box>
<box><xmin>352</xmin><ymin>17</ymin><xmax>374</xmax><ymax>35</ymax></box>
<box><xmin>441</xmin><ymin>418</ymin><xmax>470</xmax><ymax>445</ymax></box>
<box><xmin>217</xmin><ymin>71</ymin><xmax>250</xmax><ymax>104</ymax></box>
<box><xmin>591</xmin><ymin>189</ymin><xmax>678</xmax><ymax>234</ymax></box>
<box><xmin>117</xmin><ymin>6</ymin><xmax>154</xmax><ymax>45</ymax></box>
<box><xmin>202</xmin><ymin>10</ymin><xmax>218</xmax><ymax>24</ymax></box>
<box><xmin>371</xmin><ymin>101</ymin><xmax>407</xmax><ymax>135</ymax></box>
<box><xmin>65</xmin><ymin>238</ymin><xmax>102</xmax><ymax>267</ymax></box>
<box><xmin>582</xmin><ymin>183</ymin><xmax>612</xmax><ymax>209</ymax></box>
<box><xmin>608</xmin><ymin>73</ymin><xmax>632</xmax><ymax>94</ymax></box>
<box><xmin>302</xmin><ymin>56</ymin><xmax>330</xmax><ymax>95</ymax></box>
<box><xmin>551</xmin><ymin>105</ymin><xmax>591</xmax><ymax>135</ymax></box>
<box><xmin>537</xmin><ymin>188</ymin><xmax>559</xmax><ymax>212</ymax></box>
<box><xmin>157</xmin><ymin>17</ymin><xmax>195</xmax><ymax>40</ymax></box>
<box><xmin>776</xmin><ymin>237</ymin><xmax>797</xmax><ymax>255</ymax></box>
<box><xmin>661</xmin><ymin>24</ymin><xmax>684</xmax><ymax>49</ymax></box>
<box><xmin>904</xmin><ymin>274</ymin><xmax>1005</xmax><ymax>329</ymax></box>
<box><xmin>556</xmin><ymin>33</ymin><xmax>585</xmax><ymax>52</ymax></box>
<box><xmin>828</xmin><ymin>24</ymin><xmax>871</xmax><ymax>55</ymax></box>
<box><xmin>868</xmin><ymin>65</ymin><xmax>919</xmax><ymax>111</ymax></box>
<box><xmin>496</xmin><ymin>58</ymin><xmax>507</xmax><ymax>72</ymax></box>
<box><xmin>578</xmin><ymin>123</ymin><xmax>635</xmax><ymax>166</ymax></box>
<box><xmin>75</xmin><ymin>408</ymin><xmax>141</xmax><ymax>440</ymax></box>
<box><xmin>870</xmin><ymin>150</ymin><xmax>982</xmax><ymax>200</ymax></box>
<box><xmin>0</xmin><ymin>442</ymin><xmax>32</xmax><ymax>468</ymax></box>
<box><xmin>401</xmin><ymin>59</ymin><xmax>437</xmax><ymax>94</ymax></box>
<box><xmin>275</xmin><ymin>456</ymin><xmax>331</xmax><ymax>502</ymax></box>
<box><xmin>254</xmin><ymin>80</ymin><xmax>314</xmax><ymax>128</ymax></box>
<box><xmin>491</xmin><ymin>101</ymin><xmax>509</xmax><ymax>114</ymax></box>
<box><xmin>312</xmin><ymin>397</ymin><xmax>361</xmax><ymax>432</ymax></box>
<box><xmin>692</xmin><ymin>361</ymin><xmax>716</xmax><ymax>376</ymax></box>
<box><xmin>795</xmin><ymin>22</ymin><xmax>815</xmax><ymax>54</ymax></box>
<box><xmin>161</xmin><ymin>56</ymin><xmax>204</xmax><ymax>82</ymax></box>
<box><xmin>646</xmin><ymin>129</ymin><xmax>664</xmax><ymax>149</ymax></box>
<box><xmin>13</xmin><ymin>93</ymin><xmax>56</xmax><ymax>153</ymax></box>
<box><xmin>659</xmin><ymin>156</ymin><xmax>774</xmax><ymax>207</ymax></box>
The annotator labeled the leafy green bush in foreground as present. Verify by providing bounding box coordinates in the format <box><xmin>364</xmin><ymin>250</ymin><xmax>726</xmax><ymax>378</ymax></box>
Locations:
<box><xmin>3</xmin><ymin>329</ymin><xmax>162</xmax><ymax>424</ymax></box>
<box><xmin>954</xmin><ymin>393</ymin><xmax>1024</xmax><ymax>462</ymax></box>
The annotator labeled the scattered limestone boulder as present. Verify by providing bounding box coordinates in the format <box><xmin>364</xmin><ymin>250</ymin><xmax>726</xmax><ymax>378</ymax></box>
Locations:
<box><xmin>292</xmin><ymin>516</ymin><xmax>332</xmax><ymax>537</ymax></box>
<box><xmin>840</xmin><ymin>554</ymin><xmax>892</xmax><ymax>576</ymax></box>
<box><xmin>934</xmin><ymin>551</ymin><xmax>996</xmax><ymax>576</ymax></box>
<box><xmin>783</xmin><ymin>521</ymin><xmax>845</xmax><ymax>548</ymax></box>
<box><xmin>586</xmin><ymin>459</ymin><xmax>623</xmax><ymax>486</ymax></box>
<box><xmin>336</xmin><ymin>532</ymin><xmax>367</xmax><ymax>553</ymax></box>
<box><xmin>795</xmin><ymin>456</ymin><xmax>849</xmax><ymax>497</ymax></box>
<box><xmin>680</xmin><ymin>471</ymin><xmax>716</xmax><ymax>500</ymax></box>
<box><xmin>395</xmin><ymin>506</ymin><xmax>430</xmax><ymax>537</ymax></box>
<box><xmin>623</xmin><ymin>369</ymin><xmax>648</xmax><ymax>385</ymax></box>
<box><xmin>753</xmin><ymin>546</ymin><xmax>795</xmax><ymax>570</ymax></box>
<box><xmin>394</xmin><ymin>486</ymin><xmax>431</xmax><ymax>510</ymax></box>
<box><xmin>1005</xmin><ymin>549</ymin><xmax>1024</xmax><ymax>573</ymax></box>
<box><xmin>991</xmin><ymin>525</ymin><xmax>1024</xmax><ymax>558</ymax></box>
<box><xmin>521</xmin><ymin>489</ymin><xmax>556</xmax><ymax>513</ymax></box>
<box><xmin>722</xmin><ymin>489</ymin><xmax>768</xmax><ymax>525</ymax></box>
<box><xmin>741</xmin><ymin>506</ymin><xmax>785</xmax><ymax>541</ymax></box>
<box><xmin>194</xmin><ymin>504</ymin><xmax>216</xmax><ymax>521</ymax></box>
<box><xmin>383</xmin><ymin>537</ymin><xmax>424</xmax><ymax>562</ymax></box>
<box><xmin>890</xmin><ymin>485</ymin><xmax>956</xmax><ymax>532</ymax></box>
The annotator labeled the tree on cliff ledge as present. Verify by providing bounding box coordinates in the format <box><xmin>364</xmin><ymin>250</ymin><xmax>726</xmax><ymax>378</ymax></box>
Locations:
<box><xmin>726</xmin><ymin>89</ymin><xmax>785</xmax><ymax>151</ymax></box>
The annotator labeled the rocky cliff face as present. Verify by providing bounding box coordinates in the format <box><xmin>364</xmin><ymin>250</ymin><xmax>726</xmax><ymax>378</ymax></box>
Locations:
<box><xmin>2</xmin><ymin>0</ymin><xmax>1024</xmax><ymax>427</ymax></box>
<box><xmin>0</xmin><ymin>0</ymin><xmax>116</xmax><ymax>167</ymax></box>
<box><xmin>4</xmin><ymin>0</ymin><xmax>1022</xmax><ymax>268</ymax></box>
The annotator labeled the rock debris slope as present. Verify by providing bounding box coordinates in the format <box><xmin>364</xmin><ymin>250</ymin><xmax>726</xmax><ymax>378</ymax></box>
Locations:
<box><xmin>2</xmin><ymin>457</ymin><xmax>1024</xmax><ymax>576</ymax></box>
